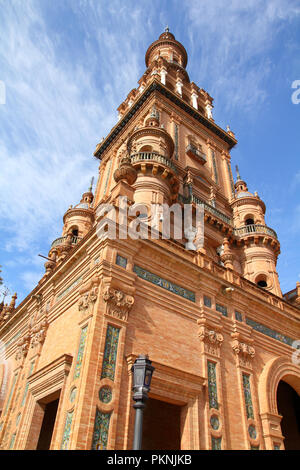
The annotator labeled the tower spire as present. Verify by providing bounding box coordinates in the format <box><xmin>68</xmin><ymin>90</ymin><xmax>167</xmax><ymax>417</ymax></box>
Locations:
<box><xmin>89</xmin><ymin>176</ymin><xmax>94</xmax><ymax>193</ymax></box>
<box><xmin>235</xmin><ymin>165</ymin><xmax>241</xmax><ymax>181</ymax></box>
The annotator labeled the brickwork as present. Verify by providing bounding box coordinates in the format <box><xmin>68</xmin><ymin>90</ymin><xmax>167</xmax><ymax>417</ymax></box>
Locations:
<box><xmin>0</xmin><ymin>30</ymin><xmax>299</xmax><ymax>450</ymax></box>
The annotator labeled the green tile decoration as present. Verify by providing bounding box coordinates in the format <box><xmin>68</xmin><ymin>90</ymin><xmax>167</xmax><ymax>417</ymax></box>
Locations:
<box><xmin>99</xmin><ymin>386</ymin><xmax>112</xmax><ymax>404</ymax></box>
<box><xmin>61</xmin><ymin>410</ymin><xmax>74</xmax><ymax>450</ymax></box>
<box><xmin>210</xmin><ymin>415</ymin><xmax>220</xmax><ymax>430</ymax></box>
<box><xmin>9</xmin><ymin>433</ymin><xmax>16</xmax><ymax>450</ymax></box>
<box><xmin>248</xmin><ymin>425</ymin><xmax>257</xmax><ymax>439</ymax></box>
<box><xmin>116</xmin><ymin>254</ymin><xmax>127</xmax><ymax>268</ymax></box>
<box><xmin>133</xmin><ymin>265</ymin><xmax>195</xmax><ymax>302</ymax></box>
<box><xmin>91</xmin><ymin>409</ymin><xmax>111</xmax><ymax>450</ymax></box>
<box><xmin>216</xmin><ymin>303</ymin><xmax>228</xmax><ymax>317</ymax></box>
<box><xmin>4</xmin><ymin>373</ymin><xmax>18</xmax><ymax>415</ymax></box>
<box><xmin>242</xmin><ymin>373</ymin><xmax>254</xmax><ymax>419</ymax></box>
<box><xmin>207</xmin><ymin>361</ymin><xmax>218</xmax><ymax>409</ymax></box>
<box><xmin>74</xmin><ymin>325</ymin><xmax>88</xmax><ymax>380</ymax></box>
<box><xmin>204</xmin><ymin>295</ymin><xmax>212</xmax><ymax>308</ymax></box>
<box><xmin>235</xmin><ymin>311</ymin><xmax>243</xmax><ymax>322</ymax></box>
<box><xmin>246</xmin><ymin>317</ymin><xmax>294</xmax><ymax>346</ymax></box>
<box><xmin>21</xmin><ymin>360</ymin><xmax>35</xmax><ymax>407</ymax></box>
<box><xmin>211</xmin><ymin>436</ymin><xmax>222</xmax><ymax>450</ymax></box>
<box><xmin>101</xmin><ymin>325</ymin><xmax>120</xmax><ymax>381</ymax></box>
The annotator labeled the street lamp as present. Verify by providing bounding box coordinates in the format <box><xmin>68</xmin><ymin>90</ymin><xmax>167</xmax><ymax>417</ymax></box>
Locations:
<box><xmin>131</xmin><ymin>354</ymin><xmax>155</xmax><ymax>450</ymax></box>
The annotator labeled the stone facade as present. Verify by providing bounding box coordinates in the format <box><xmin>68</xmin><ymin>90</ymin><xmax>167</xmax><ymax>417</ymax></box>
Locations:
<box><xmin>0</xmin><ymin>29</ymin><xmax>299</xmax><ymax>450</ymax></box>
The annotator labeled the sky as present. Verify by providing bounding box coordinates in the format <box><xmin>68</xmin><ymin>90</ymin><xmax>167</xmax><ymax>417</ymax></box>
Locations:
<box><xmin>0</xmin><ymin>0</ymin><xmax>300</xmax><ymax>304</ymax></box>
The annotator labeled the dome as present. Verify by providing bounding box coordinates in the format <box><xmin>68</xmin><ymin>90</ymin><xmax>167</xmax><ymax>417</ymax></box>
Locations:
<box><xmin>145</xmin><ymin>29</ymin><xmax>188</xmax><ymax>69</ymax></box>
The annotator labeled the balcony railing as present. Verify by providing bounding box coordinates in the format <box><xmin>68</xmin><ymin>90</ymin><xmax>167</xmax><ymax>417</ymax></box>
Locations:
<box><xmin>186</xmin><ymin>144</ymin><xmax>206</xmax><ymax>164</ymax></box>
<box><xmin>130</xmin><ymin>152</ymin><xmax>177</xmax><ymax>173</ymax></box>
<box><xmin>234</xmin><ymin>224</ymin><xmax>278</xmax><ymax>239</ymax></box>
<box><xmin>51</xmin><ymin>235</ymin><xmax>82</xmax><ymax>249</ymax></box>
<box><xmin>191</xmin><ymin>194</ymin><xmax>232</xmax><ymax>225</ymax></box>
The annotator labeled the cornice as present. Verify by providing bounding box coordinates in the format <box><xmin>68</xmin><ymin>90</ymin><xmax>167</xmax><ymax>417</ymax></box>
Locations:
<box><xmin>94</xmin><ymin>80</ymin><xmax>237</xmax><ymax>160</ymax></box>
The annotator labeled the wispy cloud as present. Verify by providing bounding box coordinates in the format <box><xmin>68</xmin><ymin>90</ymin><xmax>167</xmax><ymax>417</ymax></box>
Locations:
<box><xmin>0</xmin><ymin>0</ymin><xmax>161</xmax><ymax>297</ymax></box>
<box><xmin>185</xmin><ymin>0</ymin><xmax>300</xmax><ymax>118</ymax></box>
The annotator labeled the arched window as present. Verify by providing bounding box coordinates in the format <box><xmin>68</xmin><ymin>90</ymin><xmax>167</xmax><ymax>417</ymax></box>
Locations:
<box><xmin>245</xmin><ymin>218</ymin><xmax>254</xmax><ymax>226</ymax></box>
<box><xmin>255</xmin><ymin>274</ymin><xmax>268</xmax><ymax>288</ymax></box>
<box><xmin>139</xmin><ymin>145</ymin><xmax>153</xmax><ymax>153</ymax></box>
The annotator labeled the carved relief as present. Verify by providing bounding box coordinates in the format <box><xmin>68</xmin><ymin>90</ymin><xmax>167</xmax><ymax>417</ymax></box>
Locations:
<box><xmin>30</xmin><ymin>319</ymin><xmax>48</xmax><ymax>349</ymax></box>
<box><xmin>15</xmin><ymin>334</ymin><xmax>31</xmax><ymax>361</ymax></box>
<box><xmin>102</xmin><ymin>287</ymin><xmax>134</xmax><ymax>322</ymax></box>
<box><xmin>78</xmin><ymin>286</ymin><xmax>98</xmax><ymax>315</ymax></box>
<box><xmin>231</xmin><ymin>334</ymin><xmax>255</xmax><ymax>368</ymax></box>
<box><xmin>78</xmin><ymin>277</ymin><xmax>100</xmax><ymax>317</ymax></box>
<box><xmin>197</xmin><ymin>317</ymin><xmax>223</xmax><ymax>357</ymax></box>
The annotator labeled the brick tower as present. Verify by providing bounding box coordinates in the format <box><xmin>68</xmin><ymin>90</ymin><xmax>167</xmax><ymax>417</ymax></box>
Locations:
<box><xmin>0</xmin><ymin>29</ymin><xmax>299</xmax><ymax>451</ymax></box>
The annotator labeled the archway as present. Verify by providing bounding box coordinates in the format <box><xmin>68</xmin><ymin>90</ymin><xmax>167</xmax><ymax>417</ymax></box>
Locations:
<box><xmin>258</xmin><ymin>356</ymin><xmax>300</xmax><ymax>449</ymax></box>
<box><xmin>277</xmin><ymin>381</ymin><xmax>300</xmax><ymax>450</ymax></box>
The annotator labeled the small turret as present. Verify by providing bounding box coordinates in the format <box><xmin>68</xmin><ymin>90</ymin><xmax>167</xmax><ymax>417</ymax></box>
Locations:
<box><xmin>231</xmin><ymin>166</ymin><xmax>281</xmax><ymax>296</ymax></box>
<box><xmin>127</xmin><ymin>104</ymin><xmax>179</xmax><ymax>207</ymax></box>
<box><xmin>46</xmin><ymin>179</ymin><xmax>95</xmax><ymax>269</ymax></box>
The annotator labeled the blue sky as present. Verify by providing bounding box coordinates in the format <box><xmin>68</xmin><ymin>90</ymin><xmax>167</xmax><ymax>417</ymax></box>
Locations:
<box><xmin>0</xmin><ymin>0</ymin><xmax>300</xmax><ymax>304</ymax></box>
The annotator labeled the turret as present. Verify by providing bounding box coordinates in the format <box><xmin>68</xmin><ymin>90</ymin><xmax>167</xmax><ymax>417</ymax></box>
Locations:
<box><xmin>126</xmin><ymin>105</ymin><xmax>179</xmax><ymax>208</ymax></box>
<box><xmin>45</xmin><ymin>180</ymin><xmax>95</xmax><ymax>272</ymax></box>
<box><xmin>231</xmin><ymin>167</ymin><xmax>281</xmax><ymax>296</ymax></box>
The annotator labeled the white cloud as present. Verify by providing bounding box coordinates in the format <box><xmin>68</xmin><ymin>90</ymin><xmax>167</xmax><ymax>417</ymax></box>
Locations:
<box><xmin>185</xmin><ymin>0</ymin><xmax>300</xmax><ymax>116</ymax></box>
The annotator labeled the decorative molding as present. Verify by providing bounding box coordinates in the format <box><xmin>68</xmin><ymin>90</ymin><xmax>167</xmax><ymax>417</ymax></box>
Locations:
<box><xmin>102</xmin><ymin>287</ymin><xmax>134</xmax><ymax>322</ymax></box>
<box><xmin>134</xmin><ymin>264</ymin><xmax>195</xmax><ymax>302</ymax></box>
<box><xmin>231</xmin><ymin>332</ymin><xmax>255</xmax><ymax>369</ymax></box>
<box><xmin>78</xmin><ymin>287</ymin><xmax>98</xmax><ymax>315</ymax></box>
<box><xmin>30</xmin><ymin>319</ymin><xmax>48</xmax><ymax>349</ymax></box>
<box><xmin>197</xmin><ymin>316</ymin><xmax>223</xmax><ymax>357</ymax></box>
<box><xmin>15</xmin><ymin>334</ymin><xmax>31</xmax><ymax>360</ymax></box>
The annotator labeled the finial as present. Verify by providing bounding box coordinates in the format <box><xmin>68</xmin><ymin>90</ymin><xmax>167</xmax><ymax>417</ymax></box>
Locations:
<box><xmin>165</xmin><ymin>25</ymin><xmax>169</xmax><ymax>33</ymax></box>
<box><xmin>89</xmin><ymin>176</ymin><xmax>94</xmax><ymax>193</ymax></box>
<box><xmin>235</xmin><ymin>165</ymin><xmax>241</xmax><ymax>181</ymax></box>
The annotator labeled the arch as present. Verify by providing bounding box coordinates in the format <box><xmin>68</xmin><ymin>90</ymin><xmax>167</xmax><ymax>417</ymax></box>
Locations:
<box><xmin>258</xmin><ymin>356</ymin><xmax>300</xmax><ymax>415</ymax></box>
<box><xmin>139</xmin><ymin>145</ymin><xmax>153</xmax><ymax>153</ymax></box>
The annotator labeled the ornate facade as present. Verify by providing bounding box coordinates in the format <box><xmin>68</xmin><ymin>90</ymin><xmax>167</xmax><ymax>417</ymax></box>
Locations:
<box><xmin>0</xmin><ymin>29</ymin><xmax>299</xmax><ymax>450</ymax></box>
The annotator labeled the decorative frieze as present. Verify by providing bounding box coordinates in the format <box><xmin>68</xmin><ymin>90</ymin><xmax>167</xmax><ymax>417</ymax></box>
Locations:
<box><xmin>134</xmin><ymin>265</ymin><xmax>195</xmax><ymax>302</ymax></box>
<box><xmin>245</xmin><ymin>317</ymin><xmax>294</xmax><ymax>346</ymax></box>
<box><xmin>102</xmin><ymin>287</ymin><xmax>134</xmax><ymax>322</ymax></box>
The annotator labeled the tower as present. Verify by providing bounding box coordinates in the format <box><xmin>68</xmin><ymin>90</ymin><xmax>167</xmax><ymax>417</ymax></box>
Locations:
<box><xmin>0</xmin><ymin>29</ymin><xmax>299</xmax><ymax>452</ymax></box>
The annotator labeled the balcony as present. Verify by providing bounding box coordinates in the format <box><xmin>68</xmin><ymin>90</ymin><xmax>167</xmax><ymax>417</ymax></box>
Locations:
<box><xmin>130</xmin><ymin>152</ymin><xmax>177</xmax><ymax>173</ymax></box>
<box><xmin>51</xmin><ymin>235</ymin><xmax>82</xmax><ymax>249</ymax></box>
<box><xmin>186</xmin><ymin>144</ymin><xmax>206</xmax><ymax>165</ymax></box>
<box><xmin>234</xmin><ymin>224</ymin><xmax>278</xmax><ymax>239</ymax></box>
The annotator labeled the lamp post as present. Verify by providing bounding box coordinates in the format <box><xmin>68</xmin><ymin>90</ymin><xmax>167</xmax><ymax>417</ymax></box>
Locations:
<box><xmin>131</xmin><ymin>354</ymin><xmax>155</xmax><ymax>450</ymax></box>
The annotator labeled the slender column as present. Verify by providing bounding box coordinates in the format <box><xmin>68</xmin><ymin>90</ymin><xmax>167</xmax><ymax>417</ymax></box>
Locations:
<box><xmin>132</xmin><ymin>401</ymin><xmax>145</xmax><ymax>450</ymax></box>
